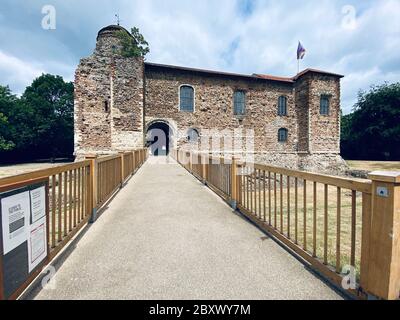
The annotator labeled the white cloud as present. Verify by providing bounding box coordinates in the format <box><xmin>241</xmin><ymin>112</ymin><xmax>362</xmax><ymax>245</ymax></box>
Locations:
<box><xmin>0</xmin><ymin>0</ymin><xmax>399</xmax><ymax>113</ymax></box>
<box><xmin>0</xmin><ymin>51</ymin><xmax>44</xmax><ymax>95</ymax></box>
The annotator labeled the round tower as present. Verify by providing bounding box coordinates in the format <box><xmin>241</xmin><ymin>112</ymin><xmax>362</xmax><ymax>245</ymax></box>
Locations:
<box><xmin>74</xmin><ymin>25</ymin><xmax>145</xmax><ymax>159</ymax></box>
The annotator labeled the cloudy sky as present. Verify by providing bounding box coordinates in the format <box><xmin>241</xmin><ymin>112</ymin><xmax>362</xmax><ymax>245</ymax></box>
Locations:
<box><xmin>0</xmin><ymin>0</ymin><xmax>399</xmax><ymax>114</ymax></box>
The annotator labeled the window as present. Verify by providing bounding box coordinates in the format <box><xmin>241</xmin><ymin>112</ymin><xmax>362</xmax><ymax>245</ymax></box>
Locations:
<box><xmin>180</xmin><ymin>85</ymin><xmax>194</xmax><ymax>112</ymax></box>
<box><xmin>104</xmin><ymin>100</ymin><xmax>109</xmax><ymax>113</ymax></box>
<box><xmin>234</xmin><ymin>90</ymin><xmax>246</xmax><ymax>116</ymax></box>
<box><xmin>278</xmin><ymin>128</ymin><xmax>288</xmax><ymax>142</ymax></box>
<box><xmin>320</xmin><ymin>95</ymin><xmax>330</xmax><ymax>115</ymax></box>
<box><xmin>187</xmin><ymin>128</ymin><xmax>199</xmax><ymax>143</ymax></box>
<box><xmin>278</xmin><ymin>96</ymin><xmax>287</xmax><ymax>116</ymax></box>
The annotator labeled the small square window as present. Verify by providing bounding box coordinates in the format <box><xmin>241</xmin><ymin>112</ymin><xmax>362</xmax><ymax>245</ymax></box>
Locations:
<box><xmin>278</xmin><ymin>128</ymin><xmax>288</xmax><ymax>142</ymax></box>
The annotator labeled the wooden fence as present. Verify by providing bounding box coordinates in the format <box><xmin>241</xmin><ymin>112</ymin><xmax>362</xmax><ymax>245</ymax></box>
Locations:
<box><xmin>0</xmin><ymin>148</ymin><xmax>147</xmax><ymax>299</ymax></box>
<box><xmin>173</xmin><ymin>149</ymin><xmax>400</xmax><ymax>300</ymax></box>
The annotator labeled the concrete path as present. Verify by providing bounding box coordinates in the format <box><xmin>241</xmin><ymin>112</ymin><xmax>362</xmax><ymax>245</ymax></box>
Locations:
<box><xmin>32</xmin><ymin>157</ymin><xmax>342</xmax><ymax>300</ymax></box>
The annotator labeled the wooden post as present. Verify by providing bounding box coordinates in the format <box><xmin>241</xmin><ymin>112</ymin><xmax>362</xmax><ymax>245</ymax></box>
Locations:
<box><xmin>230</xmin><ymin>156</ymin><xmax>237</xmax><ymax>209</ymax></box>
<box><xmin>132</xmin><ymin>150</ymin><xmax>136</xmax><ymax>172</ymax></box>
<box><xmin>202</xmin><ymin>154</ymin><xmax>207</xmax><ymax>184</ymax></box>
<box><xmin>85</xmin><ymin>154</ymin><xmax>98</xmax><ymax>223</ymax></box>
<box><xmin>361</xmin><ymin>171</ymin><xmax>400</xmax><ymax>300</ymax></box>
<box><xmin>119</xmin><ymin>152</ymin><xmax>125</xmax><ymax>186</ymax></box>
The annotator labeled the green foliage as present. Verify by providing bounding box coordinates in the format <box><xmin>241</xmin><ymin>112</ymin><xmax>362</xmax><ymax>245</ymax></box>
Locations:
<box><xmin>0</xmin><ymin>74</ymin><xmax>74</xmax><ymax>162</ymax></box>
<box><xmin>116</xmin><ymin>27</ymin><xmax>150</xmax><ymax>58</ymax></box>
<box><xmin>341</xmin><ymin>82</ymin><xmax>400</xmax><ymax>160</ymax></box>
<box><xmin>0</xmin><ymin>112</ymin><xmax>15</xmax><ymax>151</ymax></box>
<box><xmin>0</xmin><ymin>86</ymin><xmax>17</xmax><ymax>151</ymax></box>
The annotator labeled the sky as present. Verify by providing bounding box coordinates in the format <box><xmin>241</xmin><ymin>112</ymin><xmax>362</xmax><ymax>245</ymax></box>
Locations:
<box><xmin>0</xmin><ymin>0</ymin><xmax>399</xmax><ymax>114</ymax></box>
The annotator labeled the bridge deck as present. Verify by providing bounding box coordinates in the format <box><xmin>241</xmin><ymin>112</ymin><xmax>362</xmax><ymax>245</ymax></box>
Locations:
<box><xmin>31</xmin><ymin>157</ymin><xmax>342</xmax><ymax>300</ymax></box>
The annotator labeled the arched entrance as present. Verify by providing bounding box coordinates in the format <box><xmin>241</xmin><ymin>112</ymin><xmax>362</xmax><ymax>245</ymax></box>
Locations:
<box><xmin>146</xmin><ymin>121</ymin><xmax>172</xmax><ymax>156</ymax></box>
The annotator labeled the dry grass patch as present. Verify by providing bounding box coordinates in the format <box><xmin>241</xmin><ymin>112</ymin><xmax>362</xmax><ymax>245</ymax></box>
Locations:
<box><xmin>347</xmin><ymin>161</ymin><xmax>400</xmax><ymax>172</ymax></box>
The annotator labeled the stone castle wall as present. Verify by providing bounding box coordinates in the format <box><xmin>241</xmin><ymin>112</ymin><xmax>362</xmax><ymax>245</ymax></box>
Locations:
<box><xmin>74</xmin><ymin>26</ymin><xmax>144</xmax><ymax>160</ymax></box>
<box><xmin>74</xmin><ymin>25</ymin><xmax>346</xmax><ymax>174</ymax></box>
<box><xmin>145</xmin><ymin>66</ymin><xmax>297</xmax><ymax>154</ymax></box>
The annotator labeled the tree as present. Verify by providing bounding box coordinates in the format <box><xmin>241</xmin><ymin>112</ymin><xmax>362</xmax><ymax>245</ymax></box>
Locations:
<box><xmin>0</xmin><ymin>113</ymin><xmax>14</xmax><ymax>151</ymax></box>
<box><xmin>21</xmin><ymin>74</ymin><xmax>74</xmax><ymax>158</ymax></box>
<box><xmin>116</xmin><ymin>27</ymin><xmax>150</xmax><ymax>58</ymax></box>
<box><xmin>0</xmin><ymin>86</ymin><xmax>17</xmax><ymax>151</ymax></box>
<box><xmin>0</xmin><ymin>74</ymin><xmax>74</xmax><ymax>162</ymax></box>
<box><xmin>341</xmin><ymin>82</ymin><xmax>400</xmax><ymax>160</ymax></box>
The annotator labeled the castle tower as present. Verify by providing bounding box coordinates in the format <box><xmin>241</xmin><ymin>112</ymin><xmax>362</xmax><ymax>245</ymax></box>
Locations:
<box><xmin>74</xmin><ymin>25</ymin><xmax>145</xmax><ymax>159</ymax></box>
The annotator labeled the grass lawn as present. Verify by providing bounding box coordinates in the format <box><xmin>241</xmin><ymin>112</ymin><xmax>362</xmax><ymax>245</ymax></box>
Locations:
<box><xmin>346</xmin><ymin>160</ymin><xmax>400</xmax><ymax>172</ymax></box>
<box><xmin>0</xmin><ymin>162</ymin><xmax>71</xmax><ymax>179</ymax></box>
<box><xmin>239</xmin><ymin>175</ymin><xmax>364</xmax><ymax>279</ymax></box>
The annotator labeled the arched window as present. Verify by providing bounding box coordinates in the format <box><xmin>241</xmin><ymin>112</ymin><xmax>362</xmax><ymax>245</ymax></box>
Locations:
<box><xmin>180</xmin><ymin>85</ymin><xmax>194</xmax><ymax>112</ymax></box>
<box><xmin>187</xmin><ymin>128</ymin><xmax>199</xmax><ymax>143</ymax></box>
<box><xmin>278</xmin><ymin>128</ymin><xmax>288</xmax><ymax>142</ymax></box>
<box><xmin>320</xmin><ymin>95</ymin><xmax>330</xmax><ymax>115</ymax></box>
<box><xmin>278</xmin><ymin>96</ymin><xmax>287</xmax><ymax>116</ymax></box>
<box><xmin>234</xmin><ymin>90</ymin><xmax>246</xmax><ymax>115</ymax></box>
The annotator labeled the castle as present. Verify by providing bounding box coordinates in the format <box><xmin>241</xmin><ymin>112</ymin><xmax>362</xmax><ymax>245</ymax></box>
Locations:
<box><xmin>74</xmin><ymin>25</ymin><xmax>347</xmax><ymax>173</ymax></box>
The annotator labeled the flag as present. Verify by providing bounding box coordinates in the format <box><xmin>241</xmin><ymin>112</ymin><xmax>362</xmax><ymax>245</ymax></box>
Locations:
<box><xmin>297</xmin><ymin>41</ymin><xmax>306</xmax><ymax>60</ymax></box>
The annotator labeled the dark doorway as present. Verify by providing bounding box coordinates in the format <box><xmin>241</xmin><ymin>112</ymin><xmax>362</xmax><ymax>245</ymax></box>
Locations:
<box><xmin>146</xmin><ymin>121</ymin><xmax>171</xmax><ymax>156</ymax></box>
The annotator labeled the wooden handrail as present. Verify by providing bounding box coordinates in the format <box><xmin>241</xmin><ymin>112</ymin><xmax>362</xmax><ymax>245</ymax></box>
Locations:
<box><xmin>0</xmin><ymin>160</ymin><xmax>91</xmax><ymax>187</ymax></box>
<box><xmin>0</xmin><ymin>148</ymin><xmax>148</xmax><ymax>300</ymax></box>
<box><xmin>173</xmin><ymin>148</ymin><xmax>383</xmax><ymax>299</ymax></box>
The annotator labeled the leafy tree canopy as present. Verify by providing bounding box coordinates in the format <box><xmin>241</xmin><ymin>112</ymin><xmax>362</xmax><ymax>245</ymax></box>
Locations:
<box><xmin>341</xmin><ymin>82</ymin><xmax>400</xmax><ymax>160</ymax></box>
<box><xmin>116</xmin><ymin>27</ymin><xmax>150</xmax><ymax>58</ymax></box>
<box><xmin>0</xmin><ymin>85</ymin><xmax>17</xmax><ymax>151</ymax></box>
<box><xmin>0</xmin><ymin>74</ymin><xmax>74</xmax><ymax>162</ymax></box>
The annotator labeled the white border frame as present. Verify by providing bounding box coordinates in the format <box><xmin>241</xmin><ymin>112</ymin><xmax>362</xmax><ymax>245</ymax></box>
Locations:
<box><xmin>178</xmin><ymin>84</ymin><xmax>196</xmax><ymax>113</ymax></box>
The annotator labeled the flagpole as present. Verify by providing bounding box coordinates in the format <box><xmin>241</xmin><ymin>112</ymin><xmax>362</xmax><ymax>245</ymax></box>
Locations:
<box><xmin>297</xmin><ymin>59</ymin><xmax>299</xmax><ymax>74</ymax></box>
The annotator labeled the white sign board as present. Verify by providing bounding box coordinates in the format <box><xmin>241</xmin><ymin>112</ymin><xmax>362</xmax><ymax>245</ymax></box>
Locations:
<box><xmin>1</xmin><ymin>191</ymin><xmax>30</xmax><ymax>254</ymax></box>
<box><xmin>30</xmin><ymin>186</ymin><xmax>46</xmax><ymax>223</ymax></box>
<box><xmin>28</xmin><ymin>217</ymin><xmax>47</xmax><ymax>273</ymax></box>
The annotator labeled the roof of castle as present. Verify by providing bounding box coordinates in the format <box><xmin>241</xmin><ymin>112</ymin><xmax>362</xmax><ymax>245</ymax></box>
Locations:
<box><xmin>97</xmin><ymin>25</ymin><xmax>131</xmax><ymax>40</ymax></box>
<box><xmin>145</xmin><ymin>62</ymin><xmax>343</xmax><ymax>84</ymax></box>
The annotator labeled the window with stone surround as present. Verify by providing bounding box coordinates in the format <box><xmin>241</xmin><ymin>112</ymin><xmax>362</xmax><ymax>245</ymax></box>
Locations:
<box><xmin>179</xmin><ymin>85</ymin><xmax>195</xmax><ymax>112</ymax></box>
<box><xmin>278</xmin><ymin>128</ymin><xmax>288</xmax><ymax>142</ymax></box>
<box><xmin>278</xmin><ymin>96</ymin><xmax>287</xmax><ymax>116</ymax></box>
<box><xmin>234</xmin><ymin>90</ymin><xmax>246</xmax><ymax>116</ymax></box>
<box><xmin>320</xmin><ymin>95</ymin><xmax>330</xmax><ymax>115</ymax></box>
<box><xmin>187</xmin><ymin>128</ymin><xmax>199</xmax><ymax>143</ymax></box>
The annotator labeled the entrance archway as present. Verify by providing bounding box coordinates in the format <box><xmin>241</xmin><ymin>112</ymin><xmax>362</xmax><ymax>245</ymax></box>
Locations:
<box><xmin>146</xmin><ymin>121</ymin><xmax>172</xmax><ymax>156</ymax></box>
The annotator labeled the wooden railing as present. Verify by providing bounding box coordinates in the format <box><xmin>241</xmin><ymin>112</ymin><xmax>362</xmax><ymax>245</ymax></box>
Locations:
<box><xmin>173</xmin><ymin>149</ymin><xmax>400</xmax><ymax>300</ymax></box>
<box><xmin>0</xmin><ymin>148</ymin><xmax>148</xmax><ymax>299</ymax></box>
<box><xmin>237</xmin><ymin>161</ymin><xmax>370</xmax><ymax>295</ymax></box>
<box><xmin>86</xmin><ymin>149</ymin><xmax>147</xmax><ymax>211</ymax></box>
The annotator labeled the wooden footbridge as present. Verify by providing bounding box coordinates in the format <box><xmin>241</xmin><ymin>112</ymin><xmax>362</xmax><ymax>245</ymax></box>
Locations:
<box><xmin>0</xmin><ymin>149</ymin><xmax>399</xmax><ymax>300</ymax></box>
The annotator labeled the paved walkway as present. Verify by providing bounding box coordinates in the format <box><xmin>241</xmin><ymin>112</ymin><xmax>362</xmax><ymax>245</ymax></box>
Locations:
<box><xmin>32</xmin><ymin>157</ymin><xmax>342</xmax><ymax>300</ymax></box>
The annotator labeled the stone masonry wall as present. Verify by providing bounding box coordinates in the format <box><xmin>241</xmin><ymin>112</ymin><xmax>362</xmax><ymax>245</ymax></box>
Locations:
<box><xmin>74</xmin><ymin>26</ymin><xmax>144</xmax><ymax>160</ymax></box>
<box><xmin>74</xmin><ymin>25</ymin><xmax>346</xmax><ymax>173</ymax></box>
<box><xmin>308</xmin><ymin>74</ymin><xmax>341</xmax><ymax>153</ymax></box>
<box><xmin>145</xmin><ymin>68</ymin><xmax>297</xmax><ymax>154</ymax></box>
